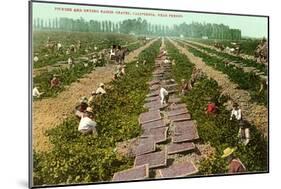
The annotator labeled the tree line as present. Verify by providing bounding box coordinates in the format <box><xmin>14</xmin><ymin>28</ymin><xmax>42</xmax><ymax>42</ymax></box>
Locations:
<box><xmin>33</xmin><ymin>17</ymin><xmax>241</xmax><ymax>40</ymax></box>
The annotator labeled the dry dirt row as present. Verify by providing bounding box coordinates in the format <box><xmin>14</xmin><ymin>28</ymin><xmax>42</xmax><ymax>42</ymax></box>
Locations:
<box><xmin>169</xmin><ymin>38</ymin><xmax>268</xmax><ymax>137</ymax></box>
<box><xmin>32</xmin><ymin>38</ymin><xmax>158</xmax><ymax>152</ymax></box>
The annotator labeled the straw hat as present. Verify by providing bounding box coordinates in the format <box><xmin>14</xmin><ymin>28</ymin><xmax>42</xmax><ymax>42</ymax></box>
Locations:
<box><xmin>221</xmin><ymin>147</ymin><xmax>236</xmax><ymax>158</ymax></box>
<box><xmin>86</xmin><ymin>107</ymin><xmax>93</xmax><ymax>113</ymax></box>
<box><xmin>99</xmin><ymin>83</ymin><xmax>104</xmax><ymax>87</ymax></box>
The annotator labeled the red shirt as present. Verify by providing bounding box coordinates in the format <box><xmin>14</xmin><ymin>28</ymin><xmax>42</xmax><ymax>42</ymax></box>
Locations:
<box><xmin>51</xmin><ymin>78</ymin><xmax>60</xmax><ymax>86</ymax></box>
<box><xmin>228</xmin><ymin>159</ymin><xmax>246</xmax><ymax>173</ymax></box>
<box><xmin>207</xmin><ymin>103</ymin><xmax>216</xmax><ymax>113</ymax></box>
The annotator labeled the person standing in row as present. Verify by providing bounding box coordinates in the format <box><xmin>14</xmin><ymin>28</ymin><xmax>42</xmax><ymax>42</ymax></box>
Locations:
<box><xmin>222</xmin><ymin>147</ymin><xmax>246</xmax><ymax>174</ymax></box>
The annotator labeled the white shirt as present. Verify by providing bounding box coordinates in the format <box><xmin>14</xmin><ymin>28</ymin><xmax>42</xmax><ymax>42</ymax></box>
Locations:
<box><xmin>68</xmin><ymin>58</ymin><xmax>72</xmax><ymax>64</ymax></box>
<box><xmin>57</xmin><ymin>43</ymin><xmax>62</xmax><ymax>50</ymax></box>
<box><xmin>96</xmin><ymin>87</ymin><xmax>106</xmax><ymax>94</ymax></box>
<box><xmin>110</xmin><ymin>49</ymin><xmax>115</xmax><ymax>56</ymax></box>
<box><xmin>78</xmin><ymin>117</ymin><xmax>97</xmax><ymax>131</ymax></box>
<box><xmin>164</xmin><ymin>59</ymin><xmax>170</xmax><ymax>64</ymax></box>
<box><xmin>230</xmin><ymin>108</ymin><xmax>242</xmax><ymax>120</ymax></box>
<box><xmin>160</xmin><ymin>87</ymin><xmax>168</xmax><ymax>100</ymax></box>
<box><xmin>34</xmin><ymin>56</ymin><xmax>39</xmax><ymax>62</ymax></box>
<box><xmin>33</xmin><ymin>87</ymin><xmax>41</xmax><ymax>97</ymax></box>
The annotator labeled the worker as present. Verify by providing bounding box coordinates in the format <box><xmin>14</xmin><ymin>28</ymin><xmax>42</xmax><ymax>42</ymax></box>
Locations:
<box><xmin>238</xmin><ymin>120</ymin><xmax>250</xmax><ymax>146</ymax></box>
<box><xmin>88</xmin><ymin>91</ymin><xmax>97</xmax><ymax>106</ymax></box>
<box><xmin>33</xmin><ymin>55</ymin><xmax>39</xmax><ymax>63</ymax></box>
<box><xmin>160</xmin><ymin>87</ymin><xmax>169</xmax><ymax>105</ymax></box>
<box><xmin>57</xmin><ymin>41</ymin><xmax>62</xmax><ymax>51</ymax></box>
<box><xmin>181</xmin><ymin>79</ymin><xmax>189</xmax><ymax>95</ymax></box>
<box><xmin>33</xmin><ymin>86</ymin><xmax>44</xmax><ymax>98</ymax></box>
<box><xmin>75</xmin><ymin>96</ymin><xmax>88</xmax><ymax>118</ymax></box>
<box><xmin>110</xmin><ymin>44</ymin><xmax>116</xmax><ymax>60</ymax></box>
<box><xmin>68</xmin><ymin>57</ymin><xmax>73</xmax><ymax>68</ymax></box>
<box><xmin>222</xmin><ymin>147</ymin><xmax>246</xmax><ymax>174</ymax></box>
<box><xmin>78</xmin><ymin>107</ymin><xmax>97</xmax><ymax>135</ymax></box>
<box><xmin>96</xmin><ymin>83</ymin><xmax>106</xmax><ymax>95</ymax></box>
<box><xmin>230</xmin><ymin>103</ymin><xmax>242</xmax><ymax>121</ymax></box>
<box><xmin>50</xmin><ymin>75</ymin><xmax>60</xmax><ymax>89</ymax></box>
<box><xmin>205</xmin><ymin>101</ymin><xmax>218</xmax><ymax>115</ymax></box>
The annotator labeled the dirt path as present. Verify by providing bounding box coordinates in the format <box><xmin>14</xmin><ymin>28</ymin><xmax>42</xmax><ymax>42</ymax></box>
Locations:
<box><xmin>185</xmin><ymin>39</ymin><xmax>256</xmax><ymax>61</ymax></box>
<box><xmin>33</xmin><ymin>39</ymin><xmax>158</xmax><ymax>152</ymax></box>
<box><xmin>169</xmin><ymin>38</ymin><xmax>268</xmax><ymax>137</ymax></box>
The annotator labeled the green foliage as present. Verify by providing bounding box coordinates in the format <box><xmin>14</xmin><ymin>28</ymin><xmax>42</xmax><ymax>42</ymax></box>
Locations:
<box><xmin>177</xmin><ymin>41</ymin><xmax>267</xmax><ymax>105</ymax></box>
<box><xmin>33</xmin><ymin>31</ymin><xmax>137</xmax><ymax>68</ymax></box>
<box><xmin>191</xmin><ymin>38</ymin><xmax>261</xmax><ymax>56</ymax></box>
<box><xmin>167</xmin><ymin>40</ymin><xmax>268</xmax><ymax>174</ymax></box>
<box><xmin>33</xmin><ymin>62</ymin><xmax>95</xmax><ymax>98</ymax></box>
<box><xmin>165</xmin><ymin>41</ymin><xmax>194</xmax><ymax>82</ymax></box>
<box><xmin>33</xmin><ymin>40</ymin><xmax>161</xmax><ymax>186</ymax></box>
<box><xmin>33</xmin><ymin>32</ymin><xmax>143</xmax><ymax>99</ymax></box>
<box><xmin>186</xmin><ymin>40</ymin><xmax>266</xmax><ymax>73</ymax></box>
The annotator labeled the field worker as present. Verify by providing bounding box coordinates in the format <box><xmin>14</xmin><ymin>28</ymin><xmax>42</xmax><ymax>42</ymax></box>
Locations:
<box><xmin>205</xmin><ymin>101</ymin><xmax>218</xmax><ymax>115</ymax></box>
<box><xmin>88</xmin><ymin>91</ymin><xmax>97</xmax><ymax>106</ymax></box>
<box><xmin>77</xmin><ymin>40</ymin><xmax>81</xmax><ymax>50</ymax></box>
<box><xmin>164</xmin><ymin>57</ymin><xmax>170</xmax><ymax>64</ymax></box>
<box><xmin>78</xmin><ymin>107</ymin><xmax>97</xmax><ymax>135</ymax></box>
<box><xmin>230</xmin><ymin>103</ymin><xmax>242</xmax><ymax>121</ymax></box>
<box><xmin>110</xmin><ymin>44</ymin><xmax>116</xmax><ymax>60</ymax></box>
<box><xmin>121</xmin><ymin>65</ymin><xmax>126</xmax><ymax>76</ymax></box>
<box><xmin>221</xmin><ymin>147</ymin><xmax>246</xmax><ymax>174</ymax></box>
<box><xmin>238</xmin><ymin>120</ymin><xmax>250</xmax><ymax>146</ymax></box>
<box><xmin>96</xmin><ymin>83</ymin><xmax>106</xmax><ymax>95</ymax></box>
<box><xmin>33</xmin><ymin>86</ymin><xmax>44</xmax><ymax>98</ymax></box>
<box><xmin>50</xmin><ymin>74</ymin><xmax>61</xmax><ymax>89</ymax></box>
<box><xmin>160</xmin><ymin>87</ymin><xmax>169</xmax><ymax>105</ymax></box>
<box><xmin>75</xmin><ymin>96</ymin><xmax>89</xmax><ymax>118</ymax></box>
<box><xmin>57</xmin><ymin>42</ymin><xmax>62</xmax><ymax>51</ymax></box>
<box><xmin>68</xmin><ymin>57</ymin><xmax>73</xmax><ymax>67</ymax></box>
<box><xmin>181</xmin><ymin>79</ymin><xmax>189</xmax><ymax>95</ymax></box>
<box><xmin>113</xmin><ymin>65</ymin><xmax>122</xmax><ymax>80</ymax></box>
<box><xmin>66</xmin><ymin>48</ymin><xmax>70</xmax><ymax>55</ymax></box>
<box><xmin>33</xmin><ymin>55</ymin><xmax>39</xmax><ymax>63</ymax></box>
<box><xmin>92</xmin><ymin>54</ymin><xmax>98</xmax><ymax>64</ymax></box>
<box><xmin>70</xmin><ymin>44</ymin><xmax>76</xmax><ymax>53</ymax></box>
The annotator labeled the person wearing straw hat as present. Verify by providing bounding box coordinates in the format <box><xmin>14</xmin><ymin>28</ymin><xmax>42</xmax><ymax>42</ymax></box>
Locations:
<box><xmin>88</xmin><ymin>91</ymin><xmax>97</xmax><ymax>106</ymax></box>
<box><xmin>75</xmin><ymin>96</ymin><xmax>89</xmax><ymax>118</ymax></box>
<box><xmin>78</xmin><ymin>107</ymin><xmax>97</xmax><ymax>135</ymax></box>
<box><xmin>222</xmin><ymin>147</ymin><xmax>246</xmax><ymax>174</ymax></box>
<box><xmin>96</xmin><ymin>83</ymin><xmax>106</xmax><ymax>95</ymax></box>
